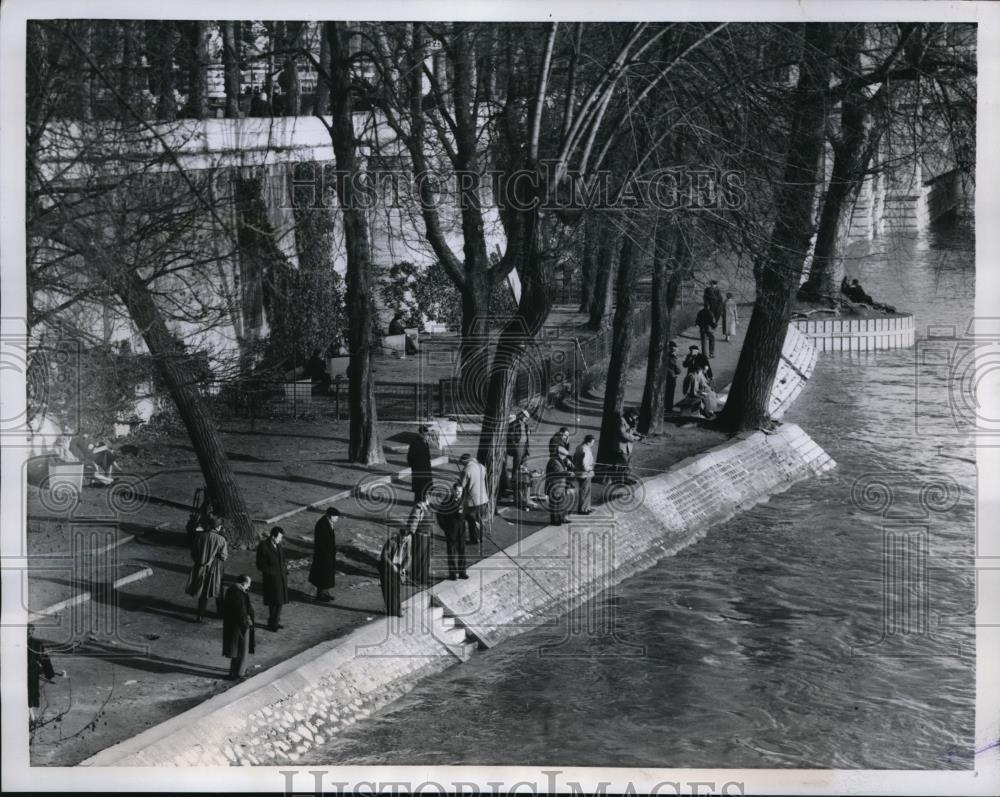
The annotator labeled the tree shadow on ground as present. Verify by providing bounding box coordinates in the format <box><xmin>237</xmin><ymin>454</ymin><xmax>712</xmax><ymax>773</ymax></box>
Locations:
<box><xmin>72</xmin><ymin>638</ymin><xmax>229</xmax><ymax>679</ymax></box>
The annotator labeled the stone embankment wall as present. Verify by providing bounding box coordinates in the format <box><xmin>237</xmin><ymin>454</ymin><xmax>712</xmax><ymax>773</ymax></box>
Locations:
<box><xmin>793</xmin><ymin>313</ymin><xmax>915</xmax><ymax>352</ymax></box>
<box><xmin>84</xmin><ymin>423</ymin><xmax>834</xmax><ymax>767</ymax></box>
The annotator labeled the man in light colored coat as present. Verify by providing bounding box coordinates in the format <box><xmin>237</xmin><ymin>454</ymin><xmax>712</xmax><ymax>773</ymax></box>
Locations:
<box><xmin>456</xmin><ymin>453</ymin><xmax>489</xmax><ymax>544</ymax></box>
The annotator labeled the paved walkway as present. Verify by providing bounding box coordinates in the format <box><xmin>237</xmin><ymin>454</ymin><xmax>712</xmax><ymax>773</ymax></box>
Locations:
<box><xmin>25</xmin><ymin>307</ymin><xmax>749</xmax><ymax>765</ymax></box>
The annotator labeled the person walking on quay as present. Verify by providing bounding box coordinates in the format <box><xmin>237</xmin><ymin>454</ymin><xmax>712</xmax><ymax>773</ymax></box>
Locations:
<box><xmin>185</xmin><ymin>513</ymin><xmax>228</xmax><ymax>623</ymax></box>
<box><xmin>456</xmin><ymin>453</ymin><xmax>489</xmax><ymax>544</ymax></box>
<box><xmin>501</xmin><ymin>408</ymin><xmax>530</xmax><ymax>501</ymax></box>
<box><xmin>221</xmin><ymin>575</ymin><xmax>255</xmax><ymax>681</ymax></box>
<box><xmin>379</xmin><ymin>527</ymin><xmax>412</xmax><ymax>617</ymax></box>
<box><xmin>436</xmin><ymin>484</ymin><xmax>468</xmax><ymax>580</ymax></box>
<box><xmin>704</xmin><ymin>280</ymin><xmax>724</xmax><ymax>323</ymax></box>
<box><xmin>308</xmin><ymin>507</ymin><xmax>339</xmax><ymax>603</ymax></box>
<box><xmin>406</xmin><ymin>494</ymin><xmax>434</xmax><ymax>586</ymax></box>
<box><xmin>407</xmin><ymin>425</ymin><xmax>434</xmax><ymax>502</ymax></box>
<box><xmin>617</xmin><ymin>408</ymin><xmax>644</xmax><ymax>484</ymax></box>
<box><xmin>255</xmin><ymin>527</ymin><xmax>289</xmax><ymax>631</ymax></box>
<box><xmin>665</xmin><ymin>341</ymin><xmax>681</xmax><ymax>413</ymax></box>
<box><xmin>572</xmin><ymin>434</ymin><xmax>596</xmax><ymax>515</ymax></box>
<box><xmin>545</xmin><ymin>450</ymin><xmax>574</xmax><ymax>526</ymax></box>
<box><xmin>696</xmin><ymin>301</ymin><xmax>717</xmax><ymax>359</ymax></box>
<box><xmin>549</xmin><ymin>426</ymin><xmax>573</xmax><ymax>468</ymax></box>
<box><xmin>722</xmin><ymin>293</ymin><xmax>739</xmax><ymax>342</ymax></box>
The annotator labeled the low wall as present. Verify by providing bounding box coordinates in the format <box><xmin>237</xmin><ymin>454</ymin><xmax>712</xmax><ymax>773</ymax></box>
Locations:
<box><xmin>83</xmin><ymin>424</ymin><xmax>834</xmax><ymax>767</ymax></box>
<box><xmin>793</xmin><ymin>313</ymin><xmax>915</xmax><ymax>352</ymax></box>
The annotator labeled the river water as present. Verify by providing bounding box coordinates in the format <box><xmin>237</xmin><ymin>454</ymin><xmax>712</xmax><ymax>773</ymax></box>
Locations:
<box><xmin>305</xmin><ymin>216</ymin><xmax>976</xmax><ymax>769</ymax></box>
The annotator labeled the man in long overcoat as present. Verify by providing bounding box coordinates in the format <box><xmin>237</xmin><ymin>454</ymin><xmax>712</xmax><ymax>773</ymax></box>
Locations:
<box><xmin>500</xmin><ymin>408</ymin><xmax>530</xmax><ymax>500</ymax></box>
<box><xmin>435</xmin><ymin>484</ymin><xmax>467</xmax><ymax>580</ymax></box>
<box><xmin>308</xmin><ymin>507</ymin><xmax>339</xmax><ymax>602</ymax></box>
<box><xmin>185</xmin><ymin>514</ymin><xmax>229</xmax><ymax>622</ymax></box>
<box><xmin>407</xmin><ymin>426</ymin><xmax>434</xmax><ymax>502</ymax></box>
<box><xmin>222</xmin><ymin>575</ymin><xmax>256</xmax><ymax>680</ymax></box>
<box><xmin>255</xmin><ymin>526</ymin><xmax>289</xmax><ymax>631</ymax></box>
<box><xmin>456</xmin><ymin>453</ymin><xmax>489</xmax><ymax>544</ymax></box>
<box><xmin>379</xmin><ymin>528</ymin><xmax>412</xmax><ymax>617</ymax></box>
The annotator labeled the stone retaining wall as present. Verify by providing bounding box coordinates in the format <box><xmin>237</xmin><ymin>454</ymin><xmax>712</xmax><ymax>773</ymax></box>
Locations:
<box><xmin>83</xmin><ymin>424</ymin><xmax>834</xmax><ymax>767</ymax></box>
<box><xmin>793</xmin><ymin>313</ymin><xmax>915</xmax><ymax>352</ymax></box>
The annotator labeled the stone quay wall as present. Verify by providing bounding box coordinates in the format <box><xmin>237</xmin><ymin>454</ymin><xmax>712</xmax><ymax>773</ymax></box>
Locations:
<box><xmin>793</xmin><ymin>313</ymin><xmax>915</xmax><ymax>353</ymax></box>
<box><xmin>83</xmin><ymin>424</ymin><xmax>834</xmax><ymax>767</ymax></box>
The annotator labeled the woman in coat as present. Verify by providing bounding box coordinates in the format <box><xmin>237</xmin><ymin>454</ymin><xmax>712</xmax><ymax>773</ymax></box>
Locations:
<box><xmin>185</xmin><ymin>515</ymin><xmax>229</xmax><ymax>622</ymax></box>
<box><xmin>722</xmin><ymin>293</ymin><xmax>739</xmax><ymax>342</ymax></box>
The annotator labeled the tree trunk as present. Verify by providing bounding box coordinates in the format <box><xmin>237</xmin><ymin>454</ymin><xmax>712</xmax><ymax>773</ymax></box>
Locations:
<box><xmin>578</xmin><ymin>215</ymin><xmax>597</xmax><ymax>313</ymax></box>
<box><xmin>595</xmin><ymin>232</ymin><xmax>639</xmax><ymax>472</ymax></box>
<box><xmin>717</xmin><ymin>23</ymin><xmax>835</xmax><ymax>433</ymax></box>
<box><xmin>315</xmin><ymin>30</ymin><xmax>331</xmax><ymax>115</ymax></box>
<box><xmin>280</xmin><ymin>22</ymin><xmax>303</xmax><ymax>116</ymax></box>
<box><xmin>638</xmin><ymin>220</ymin><xmax>687</xmax><ymax>434</ymax></box>
<box><xmin>183</xmin><ymin>21</ymin><xmax>209</xmax><ymax>119</ymax></box>
<box><xmin>458</xmin><ymin>277</ymin><xmax>491</xmax><ymax>413</ymax></box>
<box><xmin>221</xmin><ymin>22</ymin><xmax>241</xmax><ymax>119</ymax></box>
<box><xmin>325</xmin><ymin>22</ymin><xmax>385</xmax><ymax>465</ymax></box>
<box><xmin>799</xmin><ymin>63</ymin><xmax>877</xmax><ymax>302</ymax></box>
<box><xmin>110</xmin><ymin>268</ymin><xmax>256</xmax><ymax>547</ymax></box>
<box><xmin>587</xmin><ymin>216</ymin><xmax>618</xmax><ymax>331</ymax></box>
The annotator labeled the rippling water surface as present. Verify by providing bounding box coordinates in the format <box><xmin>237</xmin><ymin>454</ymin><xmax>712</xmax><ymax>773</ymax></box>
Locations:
<box><xmin>305</xmin><ymin>217</ymin><xmax>976</xmax><ymax>769</ymax></box>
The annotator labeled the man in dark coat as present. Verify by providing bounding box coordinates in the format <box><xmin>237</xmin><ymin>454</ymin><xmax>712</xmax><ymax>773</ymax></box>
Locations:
<box><xmin>379</xmin><ymin>528</ymin><xmax>412</xmax><ymax>617</ymax></box>
<box><xmin>704</xmin><ymin>280</ymin><xmax>724</xmax><ymax>322</ymax></box>
<box><xmin>308</xmin><ymin>507</ymin><xmax>339</xmax><ymax>602</ymax></box>
<box><xmin>435</xmin><ymin>484</ymin><xmax>467</xmax><ymax>580</ymax></box>
<box><xmin>545</xmin><ymin>452</ymin><xmax>574</xmax><ymax>526</ymax></box>
<box><xmin>500</xmin><ymin>408</ymin><xmax>530</xmax><ymax>501</ymax></box>
<box><xmin>665</xmin><ymin>340</ymin><xmax>681</xmax><ymax>412</ymax></box>
<box><xmin>255</xmin><ymin>527</ymin><xmax>289</xmax><ymax>631</ymax></box>
<box><xmin>28</xmin><ymin>625</ymin><xmax>64</xmax><ymax>725</ymax></box>
<box><xmin>222</xmin><ymin>575</ymin><xmax>256</xmax><ymax>681</ymax></box>
<box><xmin>696</xmin><ymin>301</ymin><xmax>717</xmax><ymax>358</ymax></box>
<box><xmin>185</xmin><ymin>514</ymin><xmax>229</xmax><ymax>622</ymax></box>
<box><xmin>406</xmin><ymin>495</ymin><xmax>434</xmax><ymax>585</ymax></box>
<box><xmin>406</xmin><ymin>426</ymin><xmax>434</xmax><ymax>502</ymax></box>
<box><xmin>548</xmin><ymin>426</ymin><xmax>573</xmax><ymax>468</ymax></box>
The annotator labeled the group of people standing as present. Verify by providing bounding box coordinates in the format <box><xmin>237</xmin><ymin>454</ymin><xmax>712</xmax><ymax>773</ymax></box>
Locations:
<box><xmin>183</xmin><ymin>506</ymin><xmax>340</xmax><ymax>682</ymax></box>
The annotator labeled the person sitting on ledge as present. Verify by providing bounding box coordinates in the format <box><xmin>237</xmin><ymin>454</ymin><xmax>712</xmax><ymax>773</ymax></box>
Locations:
<box><xmin>388</xmin><ymin>312</ymin><xmax>407</xmax><ymax>336</ymax></box>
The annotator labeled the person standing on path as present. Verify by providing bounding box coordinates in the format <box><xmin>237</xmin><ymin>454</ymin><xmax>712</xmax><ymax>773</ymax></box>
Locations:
<box><xmin>379</xmin><ymin>527</ymin><xmax>412</xmax><ymax>617</ymax></box>
<box><xmin>548</xmin><ymin>426</ymin><xmax>573</xmax><ymax>469</ymax></box>
<box><xmin>222</xmin><ymin>575</ymin><xmax>256</xmax><ymax>681</ymax></box>
<box><xmin>704</xmin><ymin>280</ymin><xmax>724</xmax><ymax>322</ymax></box>
<box><xmin>436</xmin><ymin>484</ymin><xmax>468</xmax><ymax>580</ymax></box>
<box><xmin>617</xmin><ymin>408</ymin><xmax>643</xmax><ymax>484</ymax></box>
<box><xmin>255</xmin><ymin>527</ymin><xmax>289</xmax><ymax>631</ymax></box>
<box><xmin>185</xmin><ymin>513</ymin><xmax>229</xmax><ymax>623</ymax></box>
<box><xmin>665</xmin><ymin>341</ymin><xmax>681</xmax><ymax>413</ymax></box>
<box><xmin>456</xmin><ymin>453</ymin><xmax>489</xmax><ymax>544</ymax></box>
<box><xmin>545</xmin><ymin>451</ymin><xmax>574</xmax><ymax>526</ymax></box>
<box><xmin>722</xmin><ymin>293</ymin><xmax>739</xmax><ymax>342</ymax></box>
<box><xmin>28</xmin><ymin>625</ymin><xmax>65</xmax><ymax>727</ymax></box>
<box><xmin>696</xmin><ymin>301</ymin><xmax>717</xmax><ymax>359</ymax></box>
<box><xmin>500</xmin><ymin>408</ymin><xmax>530</xmax><ymax>501</ymax></box>
<box><xmin>406</xmin><ymin>494</ymin><xmax>434</xmax><ymax>585</ymax></box>
<box><xmin>572</xmin><ymin>435</ymin><xmax>596</xmax><ymax>515</ymax></box>
<box><xmin>406</xmin><ymin>425</ymin><xmax>434</xmax><ymax>502</ymax></box>
<box><xmin>308</xmin><ymin>507</ymin><xmax>339</xmax><ymax>603</ymax></box>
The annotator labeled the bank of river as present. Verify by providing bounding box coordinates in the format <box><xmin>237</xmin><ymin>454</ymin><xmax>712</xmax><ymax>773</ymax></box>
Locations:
<box><xmin>303</xmin><ymin>216</ymin><xmax>976</xmax><ymax>769</ymax></box>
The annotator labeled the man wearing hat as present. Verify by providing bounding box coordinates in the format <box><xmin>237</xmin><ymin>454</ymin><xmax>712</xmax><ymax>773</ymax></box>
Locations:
<box><xmin>456</xmin><ymin>453</ymin><xmax>489</xmax><ymax>544</ymax></box>
<box><xmin>308</xmin><ymin>507</ymin><xmax>339</xmax><ymax>603</ymax></box>
<box><xmin>407</xmin><ymin>425</ymin><xmax>434</xmax><ymax>502</ymax></box>
<box><xmin>255</xmin><ymin>527</ymin><xmax>289</xmax><ymax>631</ymax></box>
<box><xmin>665</xmin><ymin>340</ymin><xmax>681</xmax><ymax>413</ymax></box>
<box><xmin>222</xmin><ymin>575</ymin><xmax>255</xmax><ymax>681</ymax></box>
<box><xmin>501</xmin><ymin>408</ymin><xmax>531</xmax><ymax>502</ymax></box>
<box><xmin>617</xmin><ymin>408</ymin><xmax>643</xmax><ymax>483</ymax></box>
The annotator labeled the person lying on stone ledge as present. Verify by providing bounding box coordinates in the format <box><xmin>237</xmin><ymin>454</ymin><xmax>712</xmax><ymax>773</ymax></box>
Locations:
<box><xmin>840</xmin><ymin>277</ymin><xmax>896</xmax><ymax>314</ymax></box>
